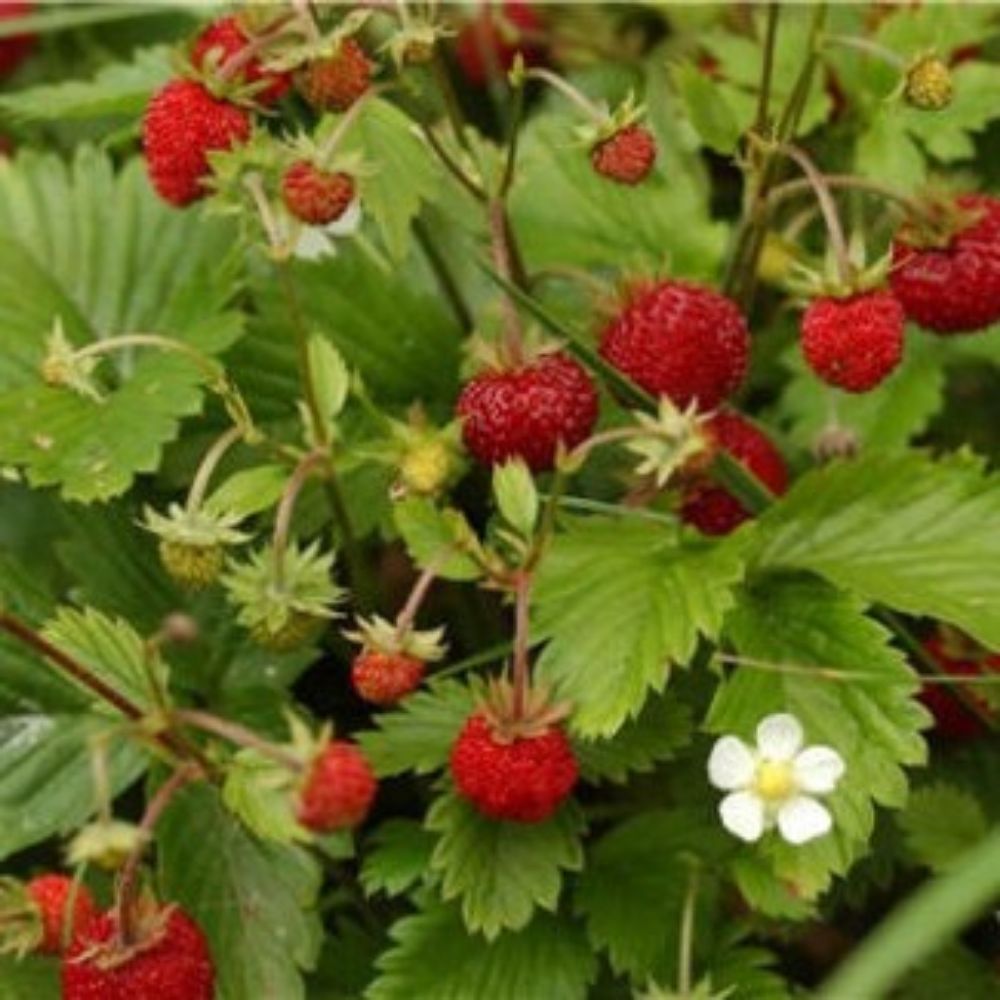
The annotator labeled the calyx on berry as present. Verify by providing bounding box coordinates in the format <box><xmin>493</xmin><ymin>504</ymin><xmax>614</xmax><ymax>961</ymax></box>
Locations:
<box><xmin>66</xmin><ymin>820</ymin><xmax>149</xmax><ymax>872</ymax></box>
<box><xmin>0</xmin><ymin>875</ymin><xmax>94</xmax><ymax>957</ymax></box>
<box><xmin>143</xmin><ymin>504</ymin><xmax>249</xmax><ymax>590</ymax></box>
<box><xmin>344</xmin><ymin>614</ymin><xmax>447</xmax><ymax>663</ymax></box>
<box><xmin>475</xmin><ymin>675</ymin><xmax>569</xmax><ymax>744</ymax></box>
<box><xmin>623</xmin><ymin>397</ymin><xmax>712</xmax><ymax>488</ymax></box>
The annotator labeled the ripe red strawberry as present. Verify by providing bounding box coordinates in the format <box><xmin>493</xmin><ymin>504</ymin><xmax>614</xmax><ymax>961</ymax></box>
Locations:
<box><xmin>591</xmin><ymin>125</ymin><xmax>657</xmax><ymax>185</ymax></box>
<box><xmin>801</xmin><ymin>290</ymin><xmax>905</xmax><ymax>392</ymax></box>
<box><xmin>281</xmin><ymin>161</ymin><xmax>356</xmax><ymax>225</ymax></box>
<box><xmin>191</xmin><ymin>15</ymin><xmax>291</xmax><ymax>105</ymax></box>
<box><xmin>455</xmin><ymin>0</ymin><xmax>546</xmax><ymax>87</ymax></box>
<box><xmin>0</xmin><ymin>1</ymin><xmax>35</xmax><ymax>79</ymax></box>
<box><xmin>918</xmin><ymin>632</ymin><xmax>1000</xmax><ymax>741</ymax></box>
<box><xmin>456</xmin><ymin>350</ymin><xmax>598</xmax><ymax>471</ymax></box>
<box><xmin>599</xmin><ymin>280</ymin><xmax>750</xmax><ymax>411</ymax></box>
<box><xmin>143</xmin><ymin>79</ymin><xmax>251</xmax><ymax>207</ymax></box>
<box><xmin>297</xmin><ymin>38</ymin><xmax>372</xmax><ymax>111</ymax></box>
<box><xmin>890</xmin><ymin>194</ymin><xmax>1000</xmax><ymax>334</ymax></box>
<box><xmin>61</xmin><ymin>906</ymin><xmax>214</xmax><ymax>1000</ymax></box>
<box><xmin>451</xmin><ymin>713</ymin><xmax>577</xmax><ymax>822</ymax></box>
<box><xmin>297</xmin><ymin>741</ymin><xmax>377</xmax><ymax>833</ymax></box>
<box><xmin>680</xmin><ymin>411</ymin><xmax>788</xmax><ymax>536</ymax></box>
<box><xmin>27</xmin><ymin>876</ymin><xmax>97</xmax><ymax>956</ymax></box>
<box><xmin>352</xmin><ymin>651</ymin><xmax>425</xmax><ymax>706</ymax></box>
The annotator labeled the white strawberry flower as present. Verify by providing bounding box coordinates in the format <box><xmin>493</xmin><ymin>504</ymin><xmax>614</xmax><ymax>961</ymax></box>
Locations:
<box><xmin>707</xmin><ymin>713</ymin><xmax>845</xmax><ymax>845</ymax></box>
<box><xmin>292</xmin><ymin>198</ymin><xmax>363</xmax><ymax>262</ymax></box>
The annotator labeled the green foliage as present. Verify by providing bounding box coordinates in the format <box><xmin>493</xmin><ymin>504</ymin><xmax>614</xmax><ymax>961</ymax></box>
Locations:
<box><xmin>534</xmin><ymin>517</ymin><xmax>745</xmax><ymax>736</ymax></box>
<box><xmin>361</xmin><ymin>819</ymin><xmax>437</xmax><ymax>898</ymax></box>
<box><xmin>0</xmin><ymin>955</ymin><xmax>59</xmax><ymax>998</ymax></box>
<box><xmin>427</xmin><ymin>792</ymin><xmax>585</xmax><ymax>938</ymax></box>
<box><xmin>900</xmin><ymin>784</ymin><xmax>989</xmax><ymax>873</ymax></box>
<box><xmin>393</xmin><ymin>497</ymin><xmax>485</xmax><ymax>581</ymax></box>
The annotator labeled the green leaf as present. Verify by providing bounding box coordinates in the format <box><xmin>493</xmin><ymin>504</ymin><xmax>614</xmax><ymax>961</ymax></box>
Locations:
<box><xmin>221</xmin><ymin>750</ymin><xmax>303</xmax><ymax>845</ymax></box>
<box><xmin>42</xmin><ymin>606</ymin><xmax>167</xmax><ymax>713</ymax></box>
<box><xmin>306</xmin><ymin>335</ymin><xmax>350</xmax><ymax>443</ymax></box>
<box><xmin>574</xmin><ymin>809</ymin><xmax>727</xmax><ymax>979</ymax></box>
<box><xmin>361</xmin><ymin>819</ymin><xmax>437</xmax><ymax>898</ymax></box>
<box><xmin>0</xmin><ymin>713</ymin><xmax>147</xmax><ymax>860</ymax></box>
<box><xmin>427</xmin><ymin>792</ymin><xmax>585</xmax><ymax>938</ymax></box>
<box><xmin>707</xmin><ymin>573</ymin><xmax>928</xmax><ymax>902</ymax></box>
<box><xmin>895</xmin><ymin>944</ymin><xmax>1000</xmax><ymax>1000</ymax></box>
<box><xmin>855</xmin><ymin>112</ymin><xmax>927</xmax><ymax>193</ymax></box>
<box><xmin>356</xmin><ymin>678</ymin><xmax>475</xmax><ymax>777</ymax></box>
<box><xmin>573</xmin><ymin>692</ymin><xmax>692</xmax><ymax>785</ymax></box>
<box><xmin>672</xmin><ymin>60</ymin><xmax>743</xmax><ymax>154</ymax></box>
<box><xmin>0</xmin><ymin>955</ymin><xmax>59</xmax><ymax>998</ymax></box>
<box><xmin>492</xmin><ymin>459</ymin><xmax>538</xmax><ymax>539</ymax></box>
<box><xmin>900</xmin><ymin>784</ymin><xmax>989</xmax><ymax>873</ymax></box>
<box><xmin>205</xmin><ymin>465</ymin><xmax>288</xmax><ymax>520</ymax></box>
<box><xmin>0</xmin><ymin>45</ymin><xmax>170</xmax><ymax>122</ymax></box>
<box><xmin>367</xmin><ymin>905</ymin><xmax>597</xmax><ymax>1000</ymax></box>
<box><xmin>393</xmin><ymin>498</ymin><xmax>484</xmax><ymax>581</ymax></box>
<box><xmin>158</xmin><ymin>782</ymin><xmax>323</xmax><ymax>1000</ymax></box>
<box><xmin>534</xmin><ymin>518</ymin><xmax>745</xmax><ymax>737</ymax></box>
<box><xmin>749</xmin><ymin>453</ymin><xmax>1000</xmax><ymax>651</ymax></box>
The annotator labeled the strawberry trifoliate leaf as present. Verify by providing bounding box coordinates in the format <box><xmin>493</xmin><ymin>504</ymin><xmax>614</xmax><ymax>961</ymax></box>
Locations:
<box><xmin>367</xmin><ymin>904</ymin><xmax>597</xmax><ymax>1000</ymax></box>
<box><xmin>534</xmin><ymin>517</ymin><xmax>745</xmax><ymax>737</ymax></box>
<box><xmin>707</xmin><ymin>573</ymin><xmax>929</xmax><ymax>906</ymax></box>
<box><xmin>900</xmin><ymin>784</ymin><xmax>989</xmax><ymax>873</ymax></box>
<box><xmin>361</xmin><ymin>819</ymin><xmax>437</xmax><ymax>899</ymax></box>
<box><xmin>426</xmin><ymin>791</ymin><xmax>585</xmax><ymax>939</ymax></box>
<box><xmin>393</xmin><ymin>497</ymin><xmax>485</xmax><ymax>581</ymax></box>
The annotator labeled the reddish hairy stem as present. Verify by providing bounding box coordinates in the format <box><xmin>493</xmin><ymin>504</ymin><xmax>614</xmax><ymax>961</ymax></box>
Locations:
<box><xmin>511</xmin><ymin>572</ymin><xmax>533</xmax><ymax>720</ymax></box>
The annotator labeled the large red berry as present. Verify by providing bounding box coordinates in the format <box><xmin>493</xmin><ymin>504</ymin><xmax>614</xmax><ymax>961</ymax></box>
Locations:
<box><xmin>801</xmin><ymin>290</ymin><xmax>905</xmax><ymax>392</ymax></box>
<box><xmin>456</xmin><ymin>351</ymin><xmax>598</xmax><ymax>471</ymax></box>
<box><xmin>681</xmin><ymin>411</ymin><xmax>788</xmax><ymax>536</ymax></box>
<box><xmin>143</xmin><ymin>79</ymin><xmax>251</xmax><ymax>207</ymax></box>
<box><xmin>455</xmin><ymin>1</ymin><xmax>546</xmax><ymax>87</ymax></box>
<box><xmin>352</xmin><ymin>651</ymin><xmax>425</xmax><ymax>706</ymax></box>
<box><xmin>890</xmin><ymin>194</ymin><xmax>1000</xmax><ymax>334</ymax></box>
<box><xmin>297</xmin><ymin>38</ymin><xmax>372</xmax><ymax>111</ymax></box>
<box><xmin>0</xmin><ymin>1</ymin><xmax>35</xmax><ymax>79</ymax></box>
<box><xmin>450</xmin><ymin>714</ymin><xmax>577</xmax><ymax>822</ymax></box>
<box><xmin>27</xmin><ymin>875</ymin><xmax>97</xmax><ymax>956</ymax></box>
<box><xmin>599</xmin><ymin>280</ymin><xmax>750</xmax><ymax>411</ymax></box>
<box><xmin>191</xmin><ymin>16</ymin><xmax>291</xmax><ymax>105</ymax></box>
<box><xmin>61</xmin><ymin>907</ymin><xmax>214</xmax><ymax>1000</ymax></box>
<box><xmin>591</xmin><ymin>125</ymin><xmax>657</xmax><ymax>185</ymax></box>
<box><xmin>281</xmin><ymin>161</ymin><xmax>356</xmax><ymax>225</ymax></box>
<box><xmin>297</xmin><ymin>741</ymin><xmax>377</xmax><ymax>833</ymax></box>
<box><xmin>918</xmin><ymin>633</ymin><xmax>999</xmax><ymax>741</ymax></box>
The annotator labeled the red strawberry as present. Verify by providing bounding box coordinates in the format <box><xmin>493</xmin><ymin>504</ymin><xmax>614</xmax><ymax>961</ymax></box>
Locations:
<box><xmin>0</xmin><ymin>1</ymin><xmax>35</xmax><ymax>79</ymax></box>
<box><xmin>801</xmin><ymin>290</ymin><xmax>905</xmax><ymax>392</ymax></box>
<box><xmin>455</xmin><ymin>0</ymin><xmax>546</xmax><ymax>87</ymax></box>
<box><xmin>681</xmin><ymin>410</ymin><xmax>788</xmax><ymax>536</ymax></box>
<box><xmin>191</xmin><ymin>16</ymin><xmax>291</xmax><ymax>105</ymax></box>
<box><xmin>297</xmin><ymin>38</ymin><xmax>372</xmax><ymax>111</ymax></box>
<box><xmin>890</xmin><ymin>194</ymin><xmax>1000</xmax><ymax>334</ymax></box>
<box><xmin>27</xmin><ymin>876</ymin><xmax>97</xmax><ymax>956</ymax></box>
<box><xmin>352</xmin><ymin>651</ymin><xmax>425</xmax><ymax>706</ymax></box>
<box><xmin>281</xmin><ymin>161</ymin><xmax>356</xmax><ymax>225</ymax></box>
<box><xmin>297</xmin><ymin>741</ymin><xmax>377</xmax><ymax>833</ymax></box>
<box><xmin>599</xmin><ymin>280</ymin><xmax>750</xmax><ymax>411</ymax></box>
<box><xmin>456</xmin><ymin>350</ymin><xmax>598</xmax><ymax>471</ymax></box>
<box><xmin>61</xmin><ymin>906</ymin><xmax>214</xmax><ymax>1000</ymax></box>
<box><xmin>591</xmin><ymin>125</ymin><xmax>657</xmax><ymax>185</ymax></box>
<box><xmin>143</xmin><ymin>79</ymin><xmax>251</xmax><ymax>207</ymax></box>
<box><xmin>918</xmin><ymin>632</ymin><xmax>1000</xmax><ymax>741</ymax></box>
<box><xmin>451</xmin><ymin>713</ymin><xmax>577</xmax><ymax>822</ymax></box>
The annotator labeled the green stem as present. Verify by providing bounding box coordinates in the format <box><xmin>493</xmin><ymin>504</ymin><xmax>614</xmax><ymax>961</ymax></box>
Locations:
<box><xmin>185</xmin><ymin>425</ymin><xmax>244</xmax><ymax>515</ymax></box>
<box><xmin>821</xmin><ymin>32</ymin><xmax>905</xmax><ymax>69</ymax></box>
<box><xmin>431</xmin><ymin>50</ymin><xmax>474</xmax><ymax>155</ymax></box>
<box><xmin>526</xmin><ymin>67</ymin><xmax>607</xmax><ymax>124</ymax></box>
<box><xmin>711</xmin><ymin>450</ymin><xmax>775</xmax><ymax>515</ymax></box>
<box><xmin>677</xmin><ymin>864</ymin><xmax>700</xmax><ymax>997</ymax></box>
<box><xmin>433</xmin><ymin>640</ymin><xmax>516</xmax><ymax>680</ymax></box>
<box><xmin>413</xmin><ymin>217</ymin><xmax>473</xmax><ymax>330</ymax></box>
<box><xmin>172</xmin><ymin>708</ymin><xmax>304</xmax><ymax>772</ymax></box>
<box><xmin>511</xmin><ymin>571</ymin><xmax>532</xmax><ymax>720</ymax></box>
<box><xmin>272</xmin><ymin>450</ymin><xmax>330</xmax><ymax>588</ymax></box>
<box><xmin>755</xmin><ymin>5</ymin><xmax>780</xmax><ymax>132</ymax></box>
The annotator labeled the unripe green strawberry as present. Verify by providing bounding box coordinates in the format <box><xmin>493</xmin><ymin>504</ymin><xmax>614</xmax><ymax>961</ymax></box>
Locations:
<box><xmin>159</xmin><ymin>540</ymin><xmax>224</xmax><ymax>589</ymax></box>
<box><xmin>250</xmin><ymin>610</ymin><xmax>326</xmax><ymax>651</ymax></box>
<box><xmin>905</xmin><ymin>56</ymin><xmax>953</xmax><ymax>110</ymax></box>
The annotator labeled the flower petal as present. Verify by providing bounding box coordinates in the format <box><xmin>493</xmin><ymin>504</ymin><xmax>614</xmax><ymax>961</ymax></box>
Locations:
<box><xmin>326</xmin><ymin>199</ymin><xmax>363</xmax><ymax>237</ymax></box>
<box><xmin>776</xmin><ymin>796</ymin><xmax>832</xmax><ymax>845</ymax></box>
<box><xmin>294</xmin><ymin>226</ymin><xmax>336</xmax><ymax>261</ymax></box>
<box><xmin>793</xmin><ymin>746</ymin><xmax>845</xmax><ymax>794</ymax></box>
<box><xmin>719</xmin><ymin>791</ymin><xmax>766</xmax><ymax>842</ymax></box>
<box><xmin>707</xmin><ymin>736</ymin><xmax>756</xmax><ymax>791</ymax></box>
<box><xmin>756</xmin><ymin>713</ymin><xmax>804</xmax><ymax>761</ymax></box>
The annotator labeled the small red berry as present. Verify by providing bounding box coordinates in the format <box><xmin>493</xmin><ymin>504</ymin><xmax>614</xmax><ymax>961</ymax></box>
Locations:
<box><xmin>918</xmin><ymin>633</ymin><xmax>999</xmax><ymax>741</ymax></box>
<box><xmin>27</xmin><ymin>875</ymin><xmax>97</xmax><ymax>956</ymax></box>
<box><xmin>591</xmin><ymin>125</ymin><xmax>657</xmax><ymax>185</ymax></box>
<box><xmin>297</xmin><ymin>741</ymin><xmax>377</xmax><ymax>833</ymax></box>
<box><xmin>143</xmin><ymin>79</ymin><xmax>251</xmax><ymax>207</ymax></box>
<box><xmin>681</xmin><ymin>411</ymin><xmax>788</xmax><ymax>536</ymax></box>
<box><xmin>61</xmin><ymin>907</ymin><xmax>214</xmax><ymax>1000</ymax></box>
<box><xmin>456</xmin><ymin>351</ymin><xmax>599</xmax><ymax>471</ymax></box>
<box><xmin>450</xmin><ymin>714</ymin><xmax>577</xmax><ymax>823</ymax></box>
<box><xmin>352</xmin><ymin>651</ymin><xmax>425</xmax><ymax>706</ymax></box>
<box><xmin>890</xmin><ymin>194</ymin><xmax>1000</xmax><ymax>334</ymax></box>
<box><xmin>0</xmin><ymin>1</ymin><xmax>35</xmax><ymax>79</ymax></box>
<box><xmin>281</xmin><ymin>161</ymin><xmax>356</xmax><ymax>226</ymax></box>
<box><xmin>297</xmin><ymin>38</ymin><xmax>372</xmax><ymax>111</ymax></box>
<box><xmin>455</xmin><ymin>1</ymin><xmax>546</xmax><ymax>87</ymax></box>
<box><xmin>801</xmin><ymin>290</ymin><xmax>905</xmax><ymax>393</ymax></box>
<box><xmin>191</xmin><ymin>16</ymin><xmax>291</xmax><ymax>105</ymax></box>
<box><xmin>599</xmin><ymin>280</ymin><xmax>750</xmax><ymax>411</ymax></box>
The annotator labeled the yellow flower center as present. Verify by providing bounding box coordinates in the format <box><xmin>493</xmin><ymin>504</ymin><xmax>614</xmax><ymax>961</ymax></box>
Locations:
<box><xmin>400</xmin><ymin>440</ymin><xmax>451</xmax><ymax>495</ymax></box>
<box><xmin>754</xmin><ymin>760</ymin><xmax>795</xmax><ymax>802</ymax></box>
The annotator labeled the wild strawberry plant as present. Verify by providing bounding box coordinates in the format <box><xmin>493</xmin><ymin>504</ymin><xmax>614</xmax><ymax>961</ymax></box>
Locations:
<box><xmin>1</xmin><ymin>3</ymin><xmax>1000</xmax><ymax>998</ymax></box>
